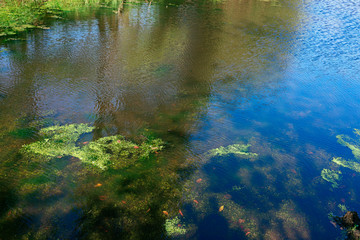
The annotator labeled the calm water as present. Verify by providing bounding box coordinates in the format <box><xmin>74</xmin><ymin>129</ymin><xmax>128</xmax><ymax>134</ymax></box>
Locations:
<box><xmin>1</xmin><ymin>0</ymin><xmax>360</xmax><ymax>239</ymax></box>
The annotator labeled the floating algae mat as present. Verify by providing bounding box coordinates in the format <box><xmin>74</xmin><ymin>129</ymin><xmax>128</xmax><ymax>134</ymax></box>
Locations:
<box><xmin>22</xmin><ymin>123</ymin><xmax>165</xmax><ymax>170</ymax></box>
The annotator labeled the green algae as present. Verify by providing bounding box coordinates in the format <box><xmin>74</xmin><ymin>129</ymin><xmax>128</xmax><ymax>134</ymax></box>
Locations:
<box><xmin>22</xmin><ymin>123</ymin><xmax>165</xmax><ymax>170</ymax></box>
<box><xmin>207</xmin><ymin>144</ymin><xmax>258</xmax><ymax>158</ymax></box>
<box><xmin>332</xmin><ymin>157</ymin><xmax>360</xmax><ymax>173</ymax></box>
<box><xmin>336</xmin><ymin>129</ymin><xmax>360</xmax><ymax>160</ymax></box>
<box><xmin>77</xmin><ymin>135</ymin><xmax>164</xmax><ymax>170</ymax></box>
<box><xmin>4</xmin><ymin>122</ymin><xmax>174</xmax><ymax>239</ymax></box>
<box><xmin>324</xmin><ymin>129</ymin><xmax>360</xmax><ymax>174</ymax></box>
<box><xmin>22</xmin><ymin>123</ymin><xmax>94</xmax><ymax>160</ymax></box>
<box><xmin>8</xmin><ymin>127</ymin><xmax>37</xmax><ymax>139</ymax></box>
<box><xmin>164</xmin><ymin>216</ymin><xmax>187</xmax><ymax>236</ymax></box>
<box><xmin>338</xmin><ymin>204</ymin><xmax>348</xmax><ymax>213</ymax></box>
<box><xmin>7</xmin><ymin>112</ymin><xmax>56</xmax><ymax>139</ymax></box>
<box><xmin>321</xmin><ymin>168</ymin><xmax>342</xmax><ymax>188</ymax></box>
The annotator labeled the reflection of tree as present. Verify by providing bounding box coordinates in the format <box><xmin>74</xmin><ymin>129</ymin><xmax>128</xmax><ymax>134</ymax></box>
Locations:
<box><xmin>93</xmin><ymin>9</ymin><xmax>120</xmax><ymax>139</ymax></box>
<box><xmin>89</xmin><ymin>1</ymin><xmax>225</xmax><ymax>141</ymax></box>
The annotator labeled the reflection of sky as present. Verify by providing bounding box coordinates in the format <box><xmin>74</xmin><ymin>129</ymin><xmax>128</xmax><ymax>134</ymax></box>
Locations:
<box><xmin>201</xmin><ymin>0</ymin><xmax>360</xmax><ymax>139</ymax></box>
<box><xmin>0</xmin><ymin>48</ymin><xmax>15</xmax><ymax>94</ymax></box>
<box><xmin>295</xmin><ymin>0</ymin><xmax>360</xmax><ymax>76</ymax></box>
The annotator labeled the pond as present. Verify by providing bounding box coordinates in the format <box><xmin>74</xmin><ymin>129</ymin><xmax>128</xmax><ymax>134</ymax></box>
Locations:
<box><xmin>1</xmin><ymin>0</ymin><xmax>360</xmax><ymax>239</ymax></box>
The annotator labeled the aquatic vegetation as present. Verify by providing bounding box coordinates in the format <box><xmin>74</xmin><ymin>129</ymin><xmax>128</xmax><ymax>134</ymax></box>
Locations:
<box><xmin>77</xmin><ymin>135</ymin><xmax>164</xmax><ymax>170</ymax></box>
<box><xmin>336</xmin><ymin>129</ymin><xmax>360</xmax><ymax>160</ymax></box>
<box><xmin>321</xmin><ymin>169</ymin><xmax>342</xmax><ymax>188</ymax></box>
<box><xmin>332</xmin><ymin>157</ymin><xmax>360</xmax><ymax>173</ymax></box>
<box><xmin>22</xmin><ymin>124</ymin><xmax>165</xmax><ymax>170</ymax></box>
<box><xmin>273</xmin><ymin>201</ymin><xmax>310</xmax><ymax>239</ymax></box>
<box><xmin>7</xmin><ymin>112</ymin><xmax>56</xmax><ymax>139</ymax></box>
<box><xmin>180</xmin><ymin>144</ymin><xmax>260</xmax><ymax>238</ymax></box>
<box><xmin>207</xmin><ymin>144</ymin><xmax>258</xmax><ymax>158</ymax></box>
<box><xmin>164</xmin><ymin>216</ymin><xmax>187</xmax><ymax>236</ymax></box>
<box><xmin>22</xmin><ymin>123</ymin><xmax>94</xmax><ymax>160</ymax></box>
<box><xmin>322</xmin><ymin>129</ymin><xmax>360</xmax><ymax>179</ymax></box>
<box><xmin>1</xmin><ymin>122</ymin><xmax>175</xmax><ymax>239</ymax></box>
<box><xmin>232</xmin><ymin>185</ymin><xmax>245</xmax><ymax>191</ymax></box>
<box><xmin>0</xmin><ymin>0</ymin><xmax>123</xmax><ymax>36</ymax></box>
<box><xmin>338</xmin><ymin>204</ymin><xmax>348</xmax><ymax>213</ymax></box>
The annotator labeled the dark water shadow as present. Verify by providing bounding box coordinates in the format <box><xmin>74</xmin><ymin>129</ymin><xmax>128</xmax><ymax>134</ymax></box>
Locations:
<box><xmin>195</xmin><ymin>197</ymin><xmax>246</xmax><ymax>240</ymax></box>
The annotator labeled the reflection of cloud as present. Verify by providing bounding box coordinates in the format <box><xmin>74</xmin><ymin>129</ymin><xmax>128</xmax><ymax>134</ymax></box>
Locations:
<box><xmin>288</xmin><ymin>110</ymin><xmax>311</xmax><ymax>119</ymax></box>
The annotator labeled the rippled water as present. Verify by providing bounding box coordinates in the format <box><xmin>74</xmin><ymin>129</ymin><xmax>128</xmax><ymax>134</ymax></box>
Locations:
<box><xmin>1</xmin><ymin>0</ymin><xmax>360</xmax><ymax>239</ymax></box>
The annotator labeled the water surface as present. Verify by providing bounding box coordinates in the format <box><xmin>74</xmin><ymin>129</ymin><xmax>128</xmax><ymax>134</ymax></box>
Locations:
<box><xmin>1</xmin><ymin>0</ymin><xmax>360</xmax><ymax>239</ymax></box>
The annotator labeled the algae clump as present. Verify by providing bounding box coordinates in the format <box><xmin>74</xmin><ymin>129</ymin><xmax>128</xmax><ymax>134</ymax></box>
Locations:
<box><xmin>321</xmin><ymin>168</ymin><xmax>342</xmax><ymax>188</ymax></box>
<box><xmin>330</xmin><ymin>129</ymin><xmax>360</xmax><ymax>173</ymax></box>
<box><xmin>338</xmin><ymin>204</ymin><xmax>348</xmax><ymax>213</ymax></box>
<box><xmin>207</xmin><ymin>144</ymin><xmax>258</xmax><ymax>158</ymax></box>
<box><xmin>22</xmin><ymin>124</ymin><xmax>164</xmax><ymax>170</ymax></box>
<box><xmin>336</xmin><ymin>129</ymin><xmax>360</xmax><ymax>160</ymax></box>
<box><xmin>164</xmin><ymin>216</ymin><xmax>187</xmax><ymax>236</ymax></box>
<box><xmin>77</xmin><ymin>135</ymin><xmax>164</xmax><ymax>170</ymax></box>
<box><xmin>22</xmin><ymin>123</ymin><xmax>94</xmax><ymax>159</ymax></box>
<box><xmin>332</xmin><ymin>157</ymin><xmax>360</xmax><ymax>173</ymax></box>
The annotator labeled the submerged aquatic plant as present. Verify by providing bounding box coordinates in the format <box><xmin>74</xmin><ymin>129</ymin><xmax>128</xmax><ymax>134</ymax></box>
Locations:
<box><xmin>329</xmin><ymin>129</ymin><xmax>360</xmax><ymax>173</ymax></box>
<box><xmin>164</xmin><ymin>216</ymin><xmax>187</xmax><ymax>236</ymax></box>
<box><xmin>338</xmin><ymin>204</ymin><xmax>348</xmax><ymax>213</ymax></box>
<box><xmin>207</xmin><ymin>144</ymin><xmax>258</xmax><ymax>158</ymax></box>
<box><xmin>77</xmin><ymin>135</ymin><xmax>164</xmax><ymax>170</ymax></box>
<box><xmin>332</xmin><ymin>157</ymin><xmax>360</xmax><ymax>173</ymax></box>
<box><xmin>321</xmin><ymin>169</ymin><xmax>342</xmax><ymax>188</ymax></box>
<box><xmin>22</xmin><ymin>123</ymin><xmax>164</xmax><ymax>170</ymax></box>
<box><xmin>336</xmin><ymin>129</ymin><xmax>360</xmax><ymax>160</ymax></box>
<box><xmin>22</xmin><ymin>123</ymin><xmax>94</xmax><ymax>159</ymax></box>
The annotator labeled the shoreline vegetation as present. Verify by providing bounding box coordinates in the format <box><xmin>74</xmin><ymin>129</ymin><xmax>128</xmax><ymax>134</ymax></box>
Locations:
<box><xmin>0</xmin><ymin>0</ymin><xmax>125</xmax><ymax>36</ymax></box>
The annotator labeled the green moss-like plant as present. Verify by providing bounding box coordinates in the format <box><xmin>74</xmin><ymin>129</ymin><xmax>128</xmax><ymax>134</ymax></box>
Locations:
<box><xmin>332</xmin><ymin>157</ymin><xmax>360</xmax><ymax>173</ymax></box>
<box><xmin>22</xmin><ymin>124</ymin><xmax>164</xmax><ymax>170</ymax></box>
<box><xmin>77</xmin><ymin>135</ymin><xmax>164</xmax><ymax>170</ymax></box>
<box><xmin>164</xmin><ymin>216</ymin><xmax>187</xmax><ymax>236</ymax></box>
<box><xmin>22</xmin><ymin>123</ymin><xmax>94</xmax><ymax>159</ymax></box>
<box><xmin>328</xmin><ymin>129</ymin><xmax>360</xmax><ymax>174</ymax></box>
<box><xmin>336</xmin><ymin>129</ymin><xmax>360</xmax><ymax>160</ymax></box>
<box><xmin>321</xmin><ymin>168</ymin><xmax>342</xmax><ymax>188</ymax></box>
<box><xmin>207</xmin><ymin>144</ymin><xmax>258</xmax><ymax>158</ymax></box>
